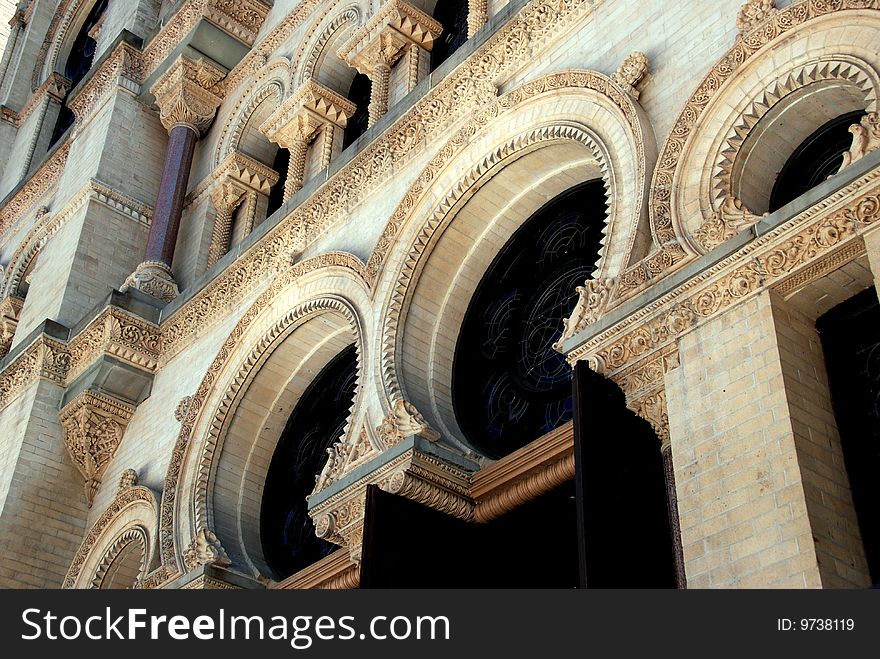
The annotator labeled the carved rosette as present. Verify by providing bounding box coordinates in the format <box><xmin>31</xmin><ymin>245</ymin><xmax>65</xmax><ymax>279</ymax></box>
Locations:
<box><xmin>0</xmin><ymin>295</ymin><xmax>24</xmax><ymax>358</ymax></box>
<box><xmin>310</xmin><ymin>449</ymin><xmax>473</xmax><ymax>562</ymax></box>
<box><xmin>59</xmin><ymin>391</ymin><xmax>136</xmax><ymax>507</ymax></box>
<box><xmin>611</xmin><ymin>52</ymin><xmax>649</xmax><ymax>100</ymax></box>
<box><xmin>122</xmin><ymin>260</ymin><xmax>180</xmax><ymax>303</ymax></box>
<box><xmin>376</xmin><ymin>399</ymin><xmax>440</xmax><ymax>447</ymax></box>
<box><xmin>182</xmin><ymin>529</ymin><xmax>231</xmax><ymax>571</ymax></box>
<box><xmin>839</xmin><ymin>112</ymin><xmax>880</xmax><ymax>172</ymax></box>
<box><xmin>554</xmin><ymin>278</ymin><xmax>618</xmax><ymax>350</ymax></box>
<box><xmin>150</xmin><ymin>56</ymin><xmax>226</xmax><ymax>135</ymax></box>
<box><xmin>736</xmin><ymin>0</ymin><xmax>777</xmax><ymax>34</ymax></box>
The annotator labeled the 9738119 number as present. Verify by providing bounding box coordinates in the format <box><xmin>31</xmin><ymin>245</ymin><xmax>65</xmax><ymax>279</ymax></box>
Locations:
<box><xmin>777</xmin><ymin>618</ymin><xmax>855</xmax><ymax>631</ymax></box>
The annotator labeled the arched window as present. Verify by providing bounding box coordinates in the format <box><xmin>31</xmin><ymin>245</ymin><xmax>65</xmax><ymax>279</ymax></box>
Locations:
<box><xmin>266</xmin><ymin>146</ymin><xmax>290</xmax><ymax>218</ymax></box>
<box><xmin>343</xmin><ymin>73</ymin><xmax>371</xmax><ymax>149</ymax></box>
<box><xmin>48</xmin><ymin>0</ymin><xmax>109</xmax><ymax>149</ymax></box>
<box><xmin>431</xmin><ymin>0</ymin><xmax>469</xmax><ymax>71</ymax></box>
<box><xmin>452</xmin><ymin>180</ymin><xmax>606</xmax><ymax>459</ymax></box>
<box><xmin>260</xmin><ymin>344</ymin><xmax>358</xmax><ymax>579</ymax></box>
<box><xmin>769</xmin><ymin>110</ymin><xmax>866</xmax><ymax>212</ymax></box>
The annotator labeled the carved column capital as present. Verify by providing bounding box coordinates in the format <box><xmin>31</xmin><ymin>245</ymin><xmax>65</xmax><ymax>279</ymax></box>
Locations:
<box><xmin>213</xmin><ymin>150</ymin><xmax>280</xmax><ymax>195</ymax></box>
<box><xmin>339</xmin><ymin>1</ymin><xmax>443</xmax><ymax>75</ymax></box>
<box><xmin>59</xmin><ymin>391</ymin><xmax>136</xmax><ymax>507</ymax></box>
<box><xmin>150</xmin><ymin>56</ymin><xmax>226</xmax><ymax>135</ymax></box>
<box><xmin>122</xmin><ymin>261</ymin><xmax>180</xmax><ymax>303</ymax></box>
<box><xmin>0</xmin><ymin>295</ymin><xmax>24</xmax><ymax>358</ymax></box>
<box><xmin>261</xmin><ymin>80</ymin><xmax>357</xmax><ymax>148</ymax></box>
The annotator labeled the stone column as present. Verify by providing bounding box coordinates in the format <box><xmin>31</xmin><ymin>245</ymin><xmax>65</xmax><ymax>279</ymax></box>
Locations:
<box><xmin>339</xmin><ymin>0</ymin><xmax>442</xmax><ymax>126</ymax></box>
<box><xmin>123</xmin><ymin>56</ymin><xmax>225</xmax><ymax>303</ymax></box>
<box><xmin>206</xmin><ymin>151</ymin><xmax>278</xmax><ymax>267</ymax></box>
<box><xmin>467</xmin><ymin>0</ymin><xmax>489</xmax><ymax>38</ymax></box>
<box><xmin>260</xmin><ymin>80</ymin><xmax>355</xmax><ymax>202</ymax></box>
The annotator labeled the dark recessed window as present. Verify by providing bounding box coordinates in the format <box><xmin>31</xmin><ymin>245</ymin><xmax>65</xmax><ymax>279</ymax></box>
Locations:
<box><xmin>266</xmin><ymin>146</ymin><xmax>290</xmax><ymax>218</ymax></box>
<box><xmin>343</xmin><ymin>73</ymin><xmax>371</xmax><ymax>150</ymax></box>
<box><xmin>431</xmin><ymin>0</ymin><xmax>469</xmax><ymax>71</ymax></box>
<box><xmin>260</xmin><ymin>344</ymin><xmax>357</xmax><ymax>580</ymax></box>
<box><xmin>48</xmin><ymin>0</ymin><xmax>108</xmax><ymax>149</ymax></box>
<box><xmin>452</xmin><ymin>180</ymin><xmax>606</xmax><ymax>459</ymax></box>
<box><xmin>769</xmin><ymin>110</ymin><xmax>866</xmax><ymax>212</ymax></box>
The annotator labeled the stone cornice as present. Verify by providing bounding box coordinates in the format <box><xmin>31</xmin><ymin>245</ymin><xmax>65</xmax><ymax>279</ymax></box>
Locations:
<box><xmin>339</xmin><ymin>0</ymin><xmax>443</xmax><ymax>74</ymax></box>
<box><xmin>0</xmin><ymin>140</ymin><xmax>70</xmax><ymax>239</ymax></box>
<box><xmin>564</xmin><ymin>160</ymin><xmax>880</xmax><ymax>375</ymax></box>
<box><xmin>0</xmin><ymin>304</ymin><xmax>160</xmax><ymax>412</ymax></box>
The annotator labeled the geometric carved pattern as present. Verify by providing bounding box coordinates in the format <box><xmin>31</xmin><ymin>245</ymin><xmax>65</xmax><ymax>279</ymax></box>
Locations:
<box><xmin>59</xmin><ymin>391</ymin><xmax>136</xmax><ymax>507</ymax></box>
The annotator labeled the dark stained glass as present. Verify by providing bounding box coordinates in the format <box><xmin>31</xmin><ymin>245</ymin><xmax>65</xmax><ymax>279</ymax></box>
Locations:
<box><xmin>260</xmin><ymin>344</ymin><xmax>357</xmax><ymax>579</ymax></box>
<box><xmin>452</xmin><ymin>180</ymin><xmax>606</xmax><ymax>459</ymax></box>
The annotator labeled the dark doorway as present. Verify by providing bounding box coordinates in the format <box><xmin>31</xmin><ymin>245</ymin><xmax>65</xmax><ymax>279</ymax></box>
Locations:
<box><xmin>573</xmin><ymin>362</ymin><xmax>677</xmax><ymax>588</ymax></box>
<box><xmin>816</xmin><ymin>287</ymin><xmax>880</xmax><ymax>585</ymax></box>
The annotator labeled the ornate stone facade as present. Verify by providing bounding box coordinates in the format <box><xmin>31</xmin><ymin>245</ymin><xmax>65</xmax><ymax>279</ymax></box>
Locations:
<box><xmin>0</xmin><ymin>0</ymin><xmax>877</xmax><ymax>591</ymax></box>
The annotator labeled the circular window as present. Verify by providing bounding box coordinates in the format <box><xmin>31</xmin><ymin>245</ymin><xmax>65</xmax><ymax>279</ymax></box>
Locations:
<box><xmin>452</xmin><ymin>180</ymin><xmax>606</xmax><ymax>459</ymax></box>
<box><xmin>260</xmin><ymin>344</ymin><xmax>357</xmax><ymax>579</ymax></box>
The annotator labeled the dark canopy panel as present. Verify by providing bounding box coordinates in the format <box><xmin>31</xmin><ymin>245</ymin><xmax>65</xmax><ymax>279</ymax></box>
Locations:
<box><xmin>260</xmin><ymin>344</ymin><xmax>357</xmax><ymax>580</ymax></box>
<box><xmin>769</xmin><ymin>110</ymin><xmax>866</xmax><ymax>212</ymax></box>
<box><xmin>49</xmin><ymin>0</ymin><xmax>109</xmax><ymax>149</ymax></box>
<box><xmin>431</xmin><ymin>0</ymin><xmax>470</xmax><ymax>71</ymax></box>
<box><xmin>817</xmin><ymin>287</ymin><xmax>880</xmax><ymax>585</ymax></box>
<box><xmin>452</xmin><ymin>180</ymin><xmax>606</xmax><ymax>459</ymax></box>
<box><xmin>343</xmin><ymin>73</ymin><xmax>372</xmax><ymax>149</ymax></box>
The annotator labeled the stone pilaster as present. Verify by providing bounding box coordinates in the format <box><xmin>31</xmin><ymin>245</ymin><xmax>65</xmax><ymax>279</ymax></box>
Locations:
<box><xmin>260</xmin><ymin>80</ymin><xmax>355</xmax><ymax>201</ymax></box>
<box><xmin>124</xmin><ymin>56</ymin><xmax>226</xmax><ymax>302</ymax></box>
<box><xmin>59</xmin><ymin>390</ymin><xmax>136</xmax><ymax>507</ymax></box>
<box><xmin>206</xmin><ymin>151</ymin><xmax>278</xmax><ymax>267</ymax></box>
<box><xmin>339</xmin><ymin>0</ymin><xmax>442</xmax><ymax>127</ymax></box>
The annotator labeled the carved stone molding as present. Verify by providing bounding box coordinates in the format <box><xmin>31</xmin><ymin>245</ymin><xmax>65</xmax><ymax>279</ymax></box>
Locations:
<box><xmin>375</xmin><ymin>400</ymin><xmax>440</xmax><ymax>448</ymax></box>
<box><xmin>182</xmin><ymin>529</ymin><xmax>232</xmax><ymax>571</ymax></box>
<box><xmin>0</xmin><ymin>336</ymin><xmax>69</xmax><ymax>410</ymax></box>
<box><xmin>273</xmin><ymin>548</ymin><xmax>359</xmax><ymax>590</ymax></box>
<box><xmin>0</xmin><ymin>140</ymin><xmax>70</xmax><ymax>238</ymax></box>
<box><xmin>310</xmin><ymin>448</ymin><xmax>474</xmax><ymax>562</ymax></box>
<box><xmin>203</xmin><ymin>0</ymin><xmax>272</xmax><ymax>46</ymax></box>
<box><xmin>314</xmin><ymin>425</ymin><xmax>378</xmax><ymax>495</ymax></box>
<box><xmin>59</xmin><ymin>391</ymin><xmax>137</xmax><ymax>507</ymax></box>
<box><xmin>122</xmin><ymin>261</ymin><xmax>180</xmax><ymax>304</ymax></box>
<box><xmin>555</xmin><ymin>278</ymin><xmax>618</xmax><ymax>350</ymax></box>
<box><xmin>611</xmin><ymin>52</ymin><xmax>649</xmax><ymax>100</ymax></box>
<box><xmin>736</xmin><ymin>0</ymin><xmax>777</xmax><ymax>34</ymax></box>
<box><xmin>262</xmin><ymin>79</ymin><xmax>357</xmax><ymax>141</ymax></box>
<box><xmin>693</xmin><ymin>196</ymin><xmax>766</xmax><ymax>251</ymax></box>
<box><xmin>16</xmin><ymin>72</ymin><xmax>70</xmax><ymax>127</ymax></box>
<box><xmin>68</xmin><ymin>42</ymin><xmax>144</xmax><ymax>124</ymax></box>
<box><xmin>150</xmin><ymin>56</ymin><xmax>226</xmax><ymax>135</ymax></box>
<box><xmin>0</xmin><ymin>295</ymin><xmax>24</xmax><ymax>358</ymax></box>
<box><xmin>840</xmin><ymin>112</ymin><xmax>880</xmax><ymax>172</ymax></box>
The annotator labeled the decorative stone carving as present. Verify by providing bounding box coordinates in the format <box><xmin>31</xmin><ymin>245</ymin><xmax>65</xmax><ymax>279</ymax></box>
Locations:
<box><xmin>612</xmin><ymin>52</ymin><xmax>649</xmax><ymax>100</ymax></box>
<box><xmin>736</xmin><ymin>0</ymin><xmax>777</xmax><ymax>34</ymax></box>
<box><xmin>206</xmin><ymin>151</ymin><xmax>279</xmax><ymax>267</ymax></box>
<box><xmin>174</xmin><ymin>396</ymin><xmax>193</xmax><ymax>423</ymax></box>
<box><xmin>260</xmin><ymin>80</ymin><xmax>355</xmax><ymax>200</ymax></box>
<box><xmin>150</xmin><ymin>56</ymin><xmax>226</xmax><ymax>135</ymax></box>
<box><xmin>693</xmin><ymin>195</ymin><xmax>766</xmax><ymax>251</ymax></box>
<box><xmin>118</xmin><ymin>469</ymin><xmax>139</xmax><ymax>492</ymax></box>
<box><xmin>310</xmin><ymin>448</ymin><xmax>473</xmax><ymax>562</ymax></box>
<box><xmin>468</xmin><ymin>0</ymin><xmax>489</xmax><ymax>38</ymax></box>
<box><xmin>839</xmin><ymin>112</ymin><xmax>880</xmax><ymax>172</ymax></box>
<box><xmin>59</xmin><ymin>391</ymin><xmax>136</xmax><ymax>507</ymax></box>
<box><xmin>376</xmin><ymin>400</ymin><xmax>440</xmax><ymax>447</ymax></box>
<box><xmin>122</xmin><ymin>261</ymin><xmax>180</xmax><ymax>304</ymax></box>
<box><xmin>183</xmin><ymin>529</ymin><xmax>231</xmax><ymax>571</ymax></box>
<box><xmin>314</xmin><ymin>426</ymin><xmax>378</xmax><ymax>494</ymax></box>
<box><xmin>203</xmin><ymin>0</ymin><xmax>272</xmax><ymax>46</ymax></box>
<box><xmin>339</xmin><ymin>0</ymin><xmax>443</xmax><ymax>126</ymax></box>
<box><xmin>554</xmin><ymin>278</ymin><xmax>617</xmax><ymax>350</ymax></box>
<box><xmin>0</xmin><ymin>295</ymin><xmax>24</xmax><ymax>358</ymax></box>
